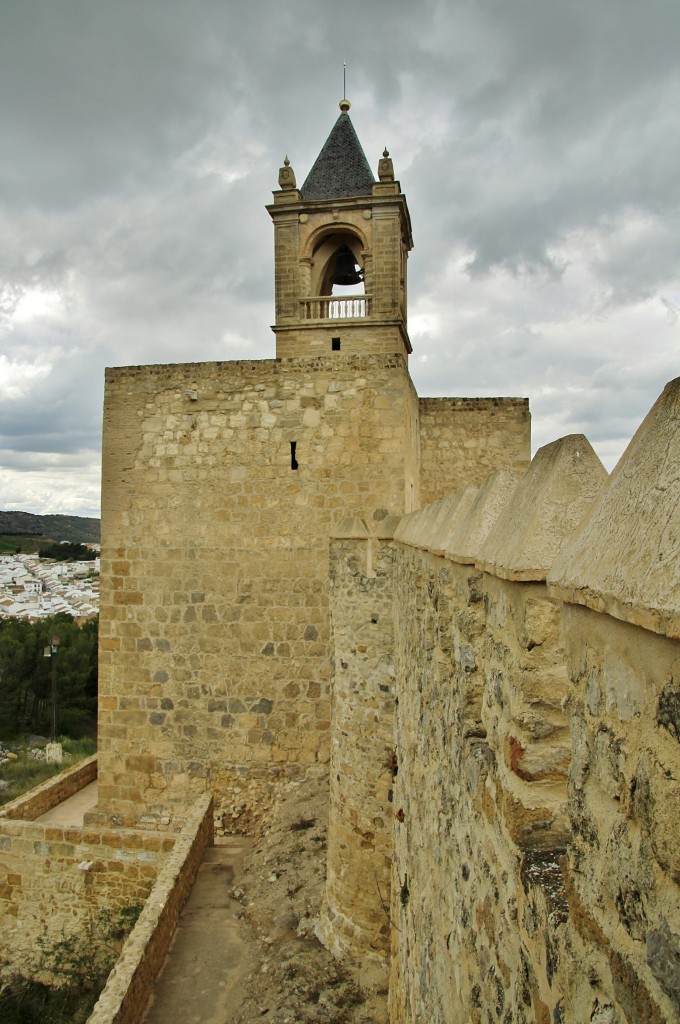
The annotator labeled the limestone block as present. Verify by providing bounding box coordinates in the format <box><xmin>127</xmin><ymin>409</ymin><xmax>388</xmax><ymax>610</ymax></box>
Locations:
<box><xmin>427</xmin><ymin>485</ymin><xmax>479</xmax><ymax>556</ymax></box>
<box><xmin>478</xmin><ymin>434</ymin><xmax>608</xmax><ymax>581</ymax></box>
<box><xmin>447</xmin><ymin>468</ymin><xmax>523</xmax><ymax>564</ymax></box>
<box><xmin>549</xmin><ymin>377</ymin><xmax>680</xmax><ymax>639</ymax></box>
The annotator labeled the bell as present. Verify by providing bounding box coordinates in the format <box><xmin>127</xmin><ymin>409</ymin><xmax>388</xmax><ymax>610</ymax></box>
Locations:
<box><xmin>330</xmin><ymin>246</ymin><xmax>363</xmax><ymax>286</ymax></box>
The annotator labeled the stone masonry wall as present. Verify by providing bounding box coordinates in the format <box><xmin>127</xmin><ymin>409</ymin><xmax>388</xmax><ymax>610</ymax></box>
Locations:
<box><xmin>0</xmin><ymin>755</ymin><xmax>97</xmax><ymax>822</ymax></box>
<box><xmin>99</xmin><ymin>354</ymin><xmax>418</xmax><ymax>830</ymax></box>
<box><xmin>87</xmin><ymin>795</ymin><xmax>213</xmax><ymax>1024</ymax></box>
<box><xmin>0</xmin><ymin>816</ymin><xmax>174</xmax><ymax>982</ymax></box>
<box><xmin>318</xmin><ymin>519</ymin><xmax>400</xmax><ymax>964</ymax></box>
<box><xmin>388</xmin><ymin>550</ymin><xmax>577</xmax><ymax>1023</ymax></box>
<box><xmin>378</xmin><ymin>396</ymin><xmax>680</xmax><ymax>1024</ymax></box>
<box><xmin>419</xmin><ymin>397</ymin><xmax>531</xmax><ymax>505</ymax></box>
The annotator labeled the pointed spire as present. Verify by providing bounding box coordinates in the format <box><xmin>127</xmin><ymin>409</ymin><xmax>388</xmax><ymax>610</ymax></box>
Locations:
<box><xmin>300</xmin><ymin>102</ymin><xmax>376</xmax><ymax>201</ymax></box>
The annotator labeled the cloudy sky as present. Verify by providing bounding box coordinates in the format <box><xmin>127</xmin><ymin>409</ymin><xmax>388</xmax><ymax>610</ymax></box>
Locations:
<box><xmin>1</xmin><ymin>0</ymin><xmax>678</xmax><ymax>517</ymax></box>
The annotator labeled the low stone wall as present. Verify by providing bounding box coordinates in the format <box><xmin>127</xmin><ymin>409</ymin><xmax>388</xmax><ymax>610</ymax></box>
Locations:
<box><xmin>0</xmin><ymin>790</ymin><xmax>175</xmax><ymax>981</ymax></box>
<box><xmin>87</xmin><ymin>793</ymin><xmax>213</xmax><ymax>1024</ymax></box>
<box><xmin>0</xmin><ymin>754</ymin><xmax>98</xmax><ymax>821</ymax></box>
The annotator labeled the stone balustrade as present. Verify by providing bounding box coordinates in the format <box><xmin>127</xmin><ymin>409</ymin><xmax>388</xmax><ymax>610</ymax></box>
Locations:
<box><xmin>300</xmin><ymin>294</ymin><xmax>371</xmax><ymax>320</ymax></box>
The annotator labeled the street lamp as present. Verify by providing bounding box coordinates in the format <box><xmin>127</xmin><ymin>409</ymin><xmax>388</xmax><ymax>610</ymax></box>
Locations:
<box><xmin>43</xmin><ymin>635</ymin><xmax>60</xmax><ymax>741</ymax></box>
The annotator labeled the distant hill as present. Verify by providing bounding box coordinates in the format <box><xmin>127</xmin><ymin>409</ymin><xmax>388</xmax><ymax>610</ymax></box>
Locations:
<box><xmin>0</xmin><ymin>511</ymin><xmax>100</xmax><ymax>544</ymax></box>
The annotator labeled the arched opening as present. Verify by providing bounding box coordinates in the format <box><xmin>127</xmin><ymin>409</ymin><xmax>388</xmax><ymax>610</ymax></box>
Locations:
<box><xmin>311</xmin><ymin>232</ymin><xmax>365</xmax><ymax>298</ymax></box>
<box><xmin>307</xmin><ymin>231</ymin><xmax>368</xmax><ymax>321</ymax></box>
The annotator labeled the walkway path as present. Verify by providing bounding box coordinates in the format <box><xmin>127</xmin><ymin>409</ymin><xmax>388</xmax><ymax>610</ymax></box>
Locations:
<box><xmin>36</xmin><ymin>780</ymin><xmax>98</xmax><ymax>826</ymax></box>
<box><xmin>142</xmin><ymin>837</ymin><xmax>254</xmax><ymax>1024</ymax></box>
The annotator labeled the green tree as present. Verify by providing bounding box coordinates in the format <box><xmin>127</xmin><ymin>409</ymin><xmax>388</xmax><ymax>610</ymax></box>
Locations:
<box><xmin>0</xmin><ymin>615</ymin><xmax>98</xmax><ymax>739</ymax></box>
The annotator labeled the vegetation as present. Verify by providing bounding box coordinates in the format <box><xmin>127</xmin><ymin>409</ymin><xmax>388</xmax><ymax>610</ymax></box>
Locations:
<box><xmin>0</xmin><ymin>534</ymin><xmax>52</xmax><ymax>556</ymax></box>
<box><xmin>0</xmin><ymin>511</ymin><xmax>100</xmax><ymax>544</ymax></box>
<box><xmin>0</xmin><ymin>615</ymin><xmax>98</xmax><ymax>740</ymax></box>
<box><xmin>0</xmin><ymin>902</ymin><xmax>143</xmax><ymax>1024</ymax></box>
<box><xmin>37</xmin><ymin>541</ymin><xmax>97</xmax><ymax>562</ymax></box>
<box><xmin>0</xmin><ymin>736</ymin><xmax>96</xmax><ymax>806</ymax></box>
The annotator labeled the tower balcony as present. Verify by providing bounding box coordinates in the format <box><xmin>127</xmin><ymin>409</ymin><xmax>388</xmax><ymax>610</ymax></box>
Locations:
<box><xmin>300</xmin><ymin>294</ymin><xmax>372</xmax><ymax>321</ymax></box>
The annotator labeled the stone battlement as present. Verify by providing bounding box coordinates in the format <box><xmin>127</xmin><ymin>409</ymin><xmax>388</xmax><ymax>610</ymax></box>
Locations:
<box><xmin>322</xmin><ymin>378</ymin><xmax>680</xmax><ymax>1023</ymax></box>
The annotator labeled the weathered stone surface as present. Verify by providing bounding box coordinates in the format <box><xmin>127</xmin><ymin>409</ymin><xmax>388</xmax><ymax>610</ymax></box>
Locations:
<box><xmin>647</xmin><ymin>922</ymin><xmax>680</xmax><ymax>1014</ymax></box>
<box><xmin>447</xmin><ymin>467</ymin><xmax>523</xmax><ymax>564</ymax></box>
<box><xmin>478</xmin><ymin>434</ymin><xmax>607</xmax><ymax>581</ymax></box>
<box><xmin>549</xmin><ymin>377</ymin><xmax>680</xmax><ymax>638</ymax></box>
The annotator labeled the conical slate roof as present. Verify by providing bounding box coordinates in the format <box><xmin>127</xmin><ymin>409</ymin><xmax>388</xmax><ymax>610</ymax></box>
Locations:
<box><xmin>301</xmin><ymin>111</ymin><xmax>375</xmax><ymax>201</ymax></box>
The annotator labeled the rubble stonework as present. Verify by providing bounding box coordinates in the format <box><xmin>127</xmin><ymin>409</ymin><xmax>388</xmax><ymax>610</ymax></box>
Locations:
<box><xmin>322</xmin><ymin>388</ymin><xmax>680</xmax><ymax>1023</ymax></box>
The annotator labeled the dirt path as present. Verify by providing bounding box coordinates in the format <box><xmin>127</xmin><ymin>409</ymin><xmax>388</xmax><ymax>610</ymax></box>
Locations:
<box><xmin>142</xmin><ymin>839</ymin><xmax>254</xmax><ymax>1024</ymax></box>
<box><xmin>144</xmin><ymin>768</ymin><xmax>388</xmax><ymax>1024</ymax></box>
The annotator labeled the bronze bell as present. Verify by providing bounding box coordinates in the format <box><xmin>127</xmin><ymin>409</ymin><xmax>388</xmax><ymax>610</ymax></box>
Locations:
<box><xmin>330</xmin><ymin>246</ymin><xmax>364</xmax><ymax>286</ymax></box>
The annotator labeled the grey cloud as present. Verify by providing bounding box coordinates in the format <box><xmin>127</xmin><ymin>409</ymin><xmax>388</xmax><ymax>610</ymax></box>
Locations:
<box><xmin>1</xmin><ymin>0</ymin><xmax>679</xmax><ymax>513</ymax></box>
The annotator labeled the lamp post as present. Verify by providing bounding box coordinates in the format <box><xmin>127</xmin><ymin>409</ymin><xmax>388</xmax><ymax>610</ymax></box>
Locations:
<box><xmin>43</xmin><ymin>635</ymin><xmax>60</xmax><ymax>741</ymax></box>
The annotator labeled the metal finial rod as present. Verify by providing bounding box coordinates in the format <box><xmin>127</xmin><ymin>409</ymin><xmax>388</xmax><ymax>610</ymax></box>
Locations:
<box><xmin>343</xmin><ymin>61</ymin><xmax>346</xmax><ymax>100</ymax></box>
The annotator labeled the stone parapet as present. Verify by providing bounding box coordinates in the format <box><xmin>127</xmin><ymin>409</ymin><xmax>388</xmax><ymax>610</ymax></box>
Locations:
<box><xmin>0</xmin><ymin>811</ymin><xmax>175</xmax><ymax>981</ymax></box>
<box><xmin>327</xmin><ymin>388</ymin><xmax>679</xmax><ymax>1023</ymax></box>
<box><xmin>446</xmin><ymin>467</ymin><xmax>523</xmax><ymax>563</ymax></box>
<box><xmin>0</xmin><ymin>754</ymin><xmax>97</xmax><ymax>821</ymax></box>
<box><xmin>477</xmin><ymin>434</ymin><xmax>608</xmax><ymax>581</ymax></box>
<box><xmin>87</xmin><ymin>794</ymin><xmax>213</xmax><ymax>1024</ymax></box>
<box><xmin>387</xmin><ymin>395</ymin><xmax>679</xmax><ymax>1022</ymax></box>
<box><xmin>549</xmin><ymin>376</ymin><xmax>680</xmax><ymax>638</ymax></box>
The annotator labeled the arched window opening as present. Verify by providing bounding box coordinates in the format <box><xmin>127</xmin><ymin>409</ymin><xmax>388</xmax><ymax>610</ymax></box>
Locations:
<box><xmin>311</xmin><ymin>233</ymin><xmax>366</xmax><ymax>298</ymax></box>
<box><xmin>307</xmin><ymin>231</ymin><xmax>368</xmax><ymax>320</ymax></box>
<box><xmin>327</xmin><ymin>245</ymin><xmax>365</xmax><ymax>297</ymax></box>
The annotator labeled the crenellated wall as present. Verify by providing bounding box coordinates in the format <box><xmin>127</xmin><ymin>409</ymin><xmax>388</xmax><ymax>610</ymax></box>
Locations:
<box><xmin>324</xmin><ymin>379</ymin><xmax>680</xmax><ymax>1024</ymax></box>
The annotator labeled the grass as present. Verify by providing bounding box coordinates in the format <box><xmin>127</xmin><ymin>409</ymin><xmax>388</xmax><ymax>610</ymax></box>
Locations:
<box><xmin>0</xmin><ymin>534</ymin><xmax>52</xmax><ymax>555</ymax></box>
<box><xmin>0</xmin><ymin>736</ymin><xmax>96</xmax><ymax>807</ymax></box>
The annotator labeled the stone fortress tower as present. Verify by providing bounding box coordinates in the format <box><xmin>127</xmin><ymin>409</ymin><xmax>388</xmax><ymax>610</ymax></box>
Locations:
<box><xmin>96</xmin><ymin>99</ymin><xmax>530</xmax><ymax>831</ymax></box>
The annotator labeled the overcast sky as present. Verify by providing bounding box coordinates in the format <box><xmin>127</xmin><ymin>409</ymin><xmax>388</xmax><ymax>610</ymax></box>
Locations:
<box><xmin>1</xmin><ymin>0</ymin><xmax>678</xmax><ymax>517</ymax></box>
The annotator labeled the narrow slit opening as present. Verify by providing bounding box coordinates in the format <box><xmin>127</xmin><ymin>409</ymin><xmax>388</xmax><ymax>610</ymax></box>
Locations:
<box><xmin>290</xmin><ymin>441</ymin><xmax>298</xmax><ymax>470</ymax></box>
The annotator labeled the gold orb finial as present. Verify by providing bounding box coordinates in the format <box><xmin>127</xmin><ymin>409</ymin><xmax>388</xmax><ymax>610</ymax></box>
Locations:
<box><xmin>339</xmin><ymin>98</ymin><xmax>351</xmax><ymax>113</ymax></box>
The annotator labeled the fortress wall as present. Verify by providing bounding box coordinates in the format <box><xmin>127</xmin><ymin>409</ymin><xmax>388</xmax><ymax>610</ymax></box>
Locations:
<box><xmin>378</xmin><ymin>392</ymin><xmax>680</xmax><ymax>1024</ymax></box>
<box><xmin>418</xmin><ymin>397</ymin><xmax>531</xmax><ymax>505</ymax></box>
<box><xmin>0</xmin><ymin>817</ymin><xmax>174</xmax><ymax>981</ymax></box>
<box><xmin>317</xmin><ymin>518</ymin><xmax>400</xmax><ymax>964</ymax></box>
<box><xmin>99</xmin><ymin>354</ymin><xmax>418</xmax><ymax>830</ymax></box>
<box><xmin>545</xmin><ymin>378</ymin><xmax>680</xmax><ymax>1024</ymax></box>
<box><xmin>554</xmin><ymin>605</ymin><xmax>680</xmax><ymax>1024</ymax></box>
<box><xmin>388</xmin><ymin>435</ymin><xmax>606</xmax><ymax>1024</ymax></box>
<box><xmin>315</xmin><ymin>396</ymin><xmax>679</xmax><ymax>1020</ymax></box>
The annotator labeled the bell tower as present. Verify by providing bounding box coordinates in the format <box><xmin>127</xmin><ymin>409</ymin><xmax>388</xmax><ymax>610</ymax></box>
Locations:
<box><xmin>267</xmin><ymin>100</ymin><xmax>414</xmax><ymax>360</ymax></box>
